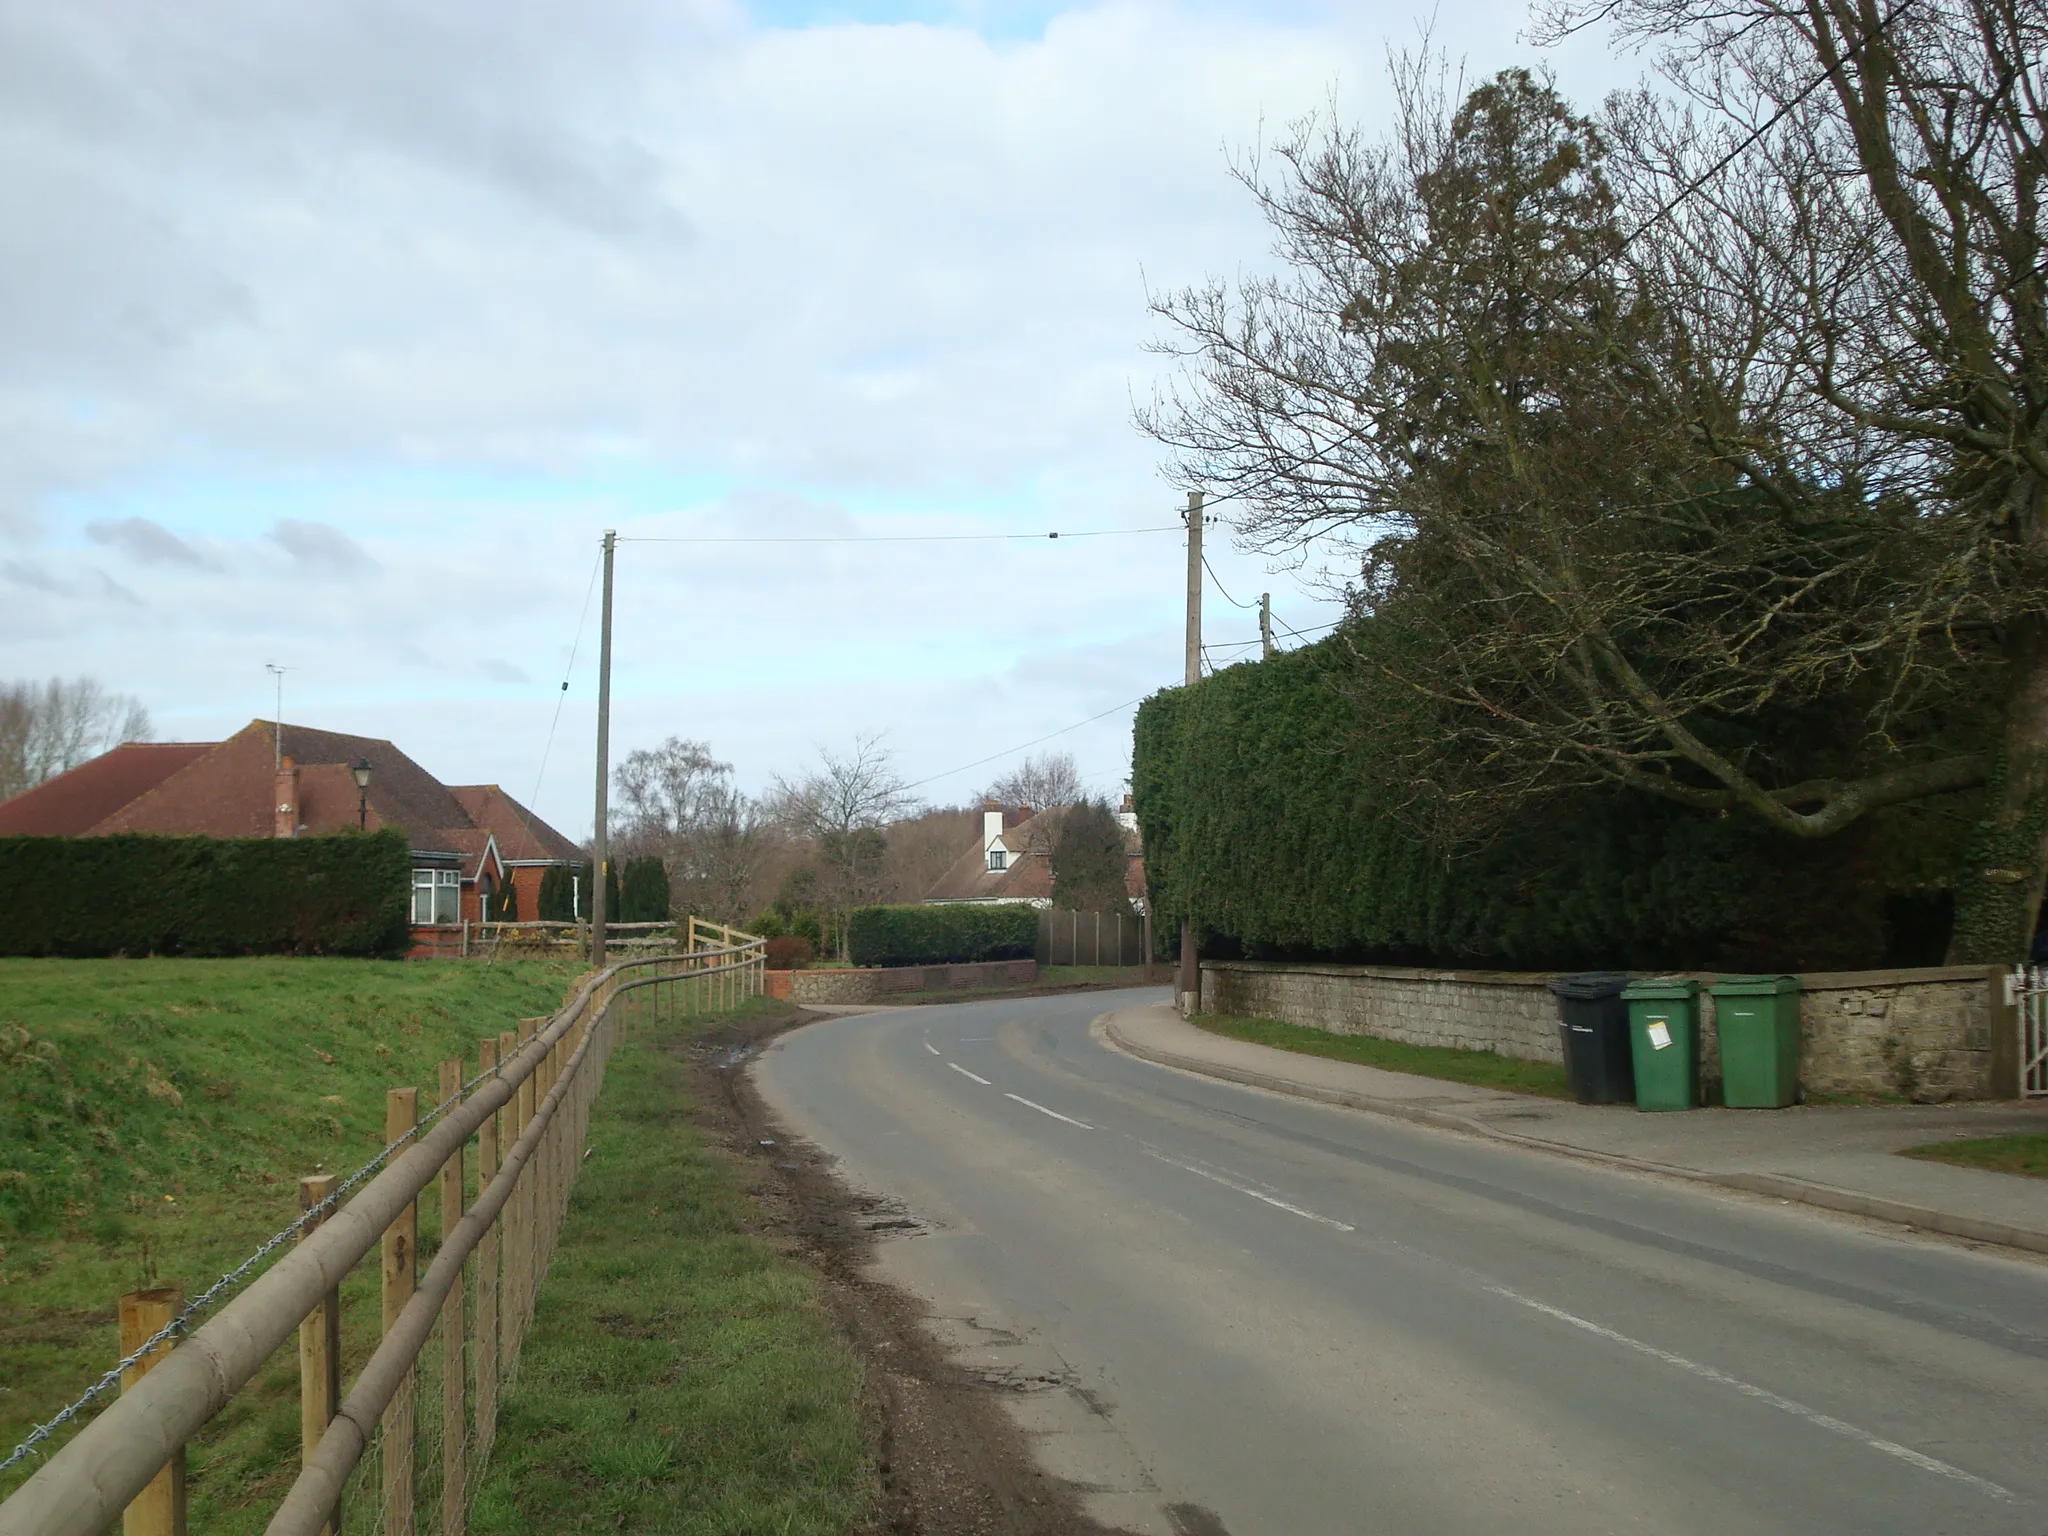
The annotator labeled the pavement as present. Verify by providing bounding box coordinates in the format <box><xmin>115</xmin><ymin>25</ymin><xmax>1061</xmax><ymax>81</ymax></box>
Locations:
<box><xmin>759</xmin><ymin>986</ymin><xmax>2048</xmax><ymax>1534</ymax></box>
<box><xmin>1103</xmin><ymin>1001</ymin><xmax>2048</xmax><ymax>1255</ymax></box>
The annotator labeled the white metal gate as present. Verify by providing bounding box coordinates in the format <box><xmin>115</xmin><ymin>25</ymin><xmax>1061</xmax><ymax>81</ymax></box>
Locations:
<box><xmin>2005</xmin><ymin>966</ymin><xmax>2048</xmax><ymax>1098</ymax></box>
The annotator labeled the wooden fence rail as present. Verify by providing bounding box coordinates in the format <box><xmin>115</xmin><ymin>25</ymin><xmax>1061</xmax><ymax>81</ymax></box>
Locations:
<box><xmin>0</xmin><ymin>923</ymin><xmax>765</xmax><ymax>1536</ymax></box>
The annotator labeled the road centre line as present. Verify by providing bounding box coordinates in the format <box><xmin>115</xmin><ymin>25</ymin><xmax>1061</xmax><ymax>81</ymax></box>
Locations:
<box><xmin>948</xmin><ymin>1062</ymin><xmax>992</xmax><ymax>1085</ymax></box>
<box><xmin>1142</xmin><ymin>1149</ymin><xmax>1356</xmax><ymax>1232</ymax></box>
<box><xmin>923</xmin><ymin>1040</ymin><xmax>940</xmax><ymax>1055</ymax></box>
<box><xmin>1487</xmin><ymin>1285</ymin><xmax>2014</xmax><ymax>1502</ymax></box>
<box><xmin>1003</xmin><ymin>1092</ymin><xmax>1093</xmax><ymax>1130</ymax></box>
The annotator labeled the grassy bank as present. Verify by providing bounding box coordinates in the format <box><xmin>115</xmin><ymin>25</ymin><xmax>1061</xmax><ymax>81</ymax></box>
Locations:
<box><xmin>1193</xmin><ymin>1013</ymin><xmax>1573</xmax><ymax>1099</ymax></box>
<box><xmin>469</xmin><ymin>998</ymin><xmax>873</xmax><ymax>1533</ymax></box>
<box><xmin>1901</xmin><ymin>1131</ymin><xmax>2048</xmax><ymax>1179</ymax></box>
<box><xmin>0</xmin><ymin>955</ymin><xmax>579</xmax><ymax>1515</ymax></box>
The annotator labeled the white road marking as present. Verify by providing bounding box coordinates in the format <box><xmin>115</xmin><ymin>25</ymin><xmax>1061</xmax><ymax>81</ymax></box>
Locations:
<box><xmin>948</xmin><ymin>1062</ymin><xmax>992</xmax><ymax>1085</ymax></box>
<box><xmin>1004</xmin><ymin>1092</ymin><xmax>1093</xmax><ymax>1130</ymax></box>
<box><xmin>923</xmin><ymin>1040</ymin><xmax>941</xmax><ymax>1056</ymax></box>
<box><xmin>1143</xmin><ymin>1149</ymin><xmax>1355</xmax><ymax>1232</ymax></box>
<box><xmin>1488</xmin><ymin>1285</ymin><xmax>2014</xmax><ymax>1502</ymax></box>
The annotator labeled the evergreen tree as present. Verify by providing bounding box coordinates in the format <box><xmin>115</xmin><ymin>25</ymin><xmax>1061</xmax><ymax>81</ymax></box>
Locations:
<box><xmin>1050</xmin><ymin>798</ymin><xmax>1130</xmax><ymax>913</ymax></box>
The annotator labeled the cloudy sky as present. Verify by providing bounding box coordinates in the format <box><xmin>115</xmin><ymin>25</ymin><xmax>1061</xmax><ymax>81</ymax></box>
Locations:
<box><xmin>0</xmin><ymin>0</ymin><xmax>1640</xmax><ymax>837</ymax></box>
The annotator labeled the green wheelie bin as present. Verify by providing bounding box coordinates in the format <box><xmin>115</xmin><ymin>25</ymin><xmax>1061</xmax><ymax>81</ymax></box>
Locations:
<box><xmin>1622</xmin><ymin>978</ymin><xmax>1700</xmax><ymax>1111</ymax></box>
<box><xmin>1710</xmin><ymin>974</ymin><xmax>1802</xmax><ymax>1108</ymax></box>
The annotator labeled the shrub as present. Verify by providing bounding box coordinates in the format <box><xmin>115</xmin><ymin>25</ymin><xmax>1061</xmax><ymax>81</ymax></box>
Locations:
<box><xmin>847</xmin><ymin>903</ymin><xmax>1038</xmax><ymax>967</ymax></box>
<box><xmin>618</xmin><ymin>857</ymin><xmax>670</xmax><ymax>923</ymax></box>
<box><xmin>537</xmin><ymin>862</ymin><xmax>585</xmax><ymax>921</ymax></box>
<box><xmin>764</xmin><ymin>934</ymin><xmax>814</xmax><ymax>970</ymax></box>
<box><xmin>0</xmin><ymin>829</ymin><xmax>410</xmax><ymax>958</ymax></box>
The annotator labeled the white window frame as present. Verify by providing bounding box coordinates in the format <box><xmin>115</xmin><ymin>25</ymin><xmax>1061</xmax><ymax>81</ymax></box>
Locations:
<box><xmin>412</xmin><ymin>868</ymin><xmax>461</xmax><ymax>926</ymax></box>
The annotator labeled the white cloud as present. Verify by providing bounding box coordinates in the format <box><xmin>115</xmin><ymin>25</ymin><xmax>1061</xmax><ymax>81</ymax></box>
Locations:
<box><xmin>0</xmin><ymin>0</ymin><xmax>1638</xmax><ymax>834</ymax></box>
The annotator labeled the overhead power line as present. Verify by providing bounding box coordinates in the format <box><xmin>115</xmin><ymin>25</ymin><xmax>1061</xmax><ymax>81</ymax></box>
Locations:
<box><xmin>901</xmin><ymin>694</ymin><xmax>1152</xmax><ymax>794</ymax></box>
<box><xmin>617</xmin><ymin>524</ymin><xmax>1181</xmax><ymax>546</ymax></box>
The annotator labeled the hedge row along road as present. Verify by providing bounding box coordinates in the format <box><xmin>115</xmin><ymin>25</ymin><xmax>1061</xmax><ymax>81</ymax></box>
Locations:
<box><xmin>756</xmin><ymin>987</ymin><xmax>2047</xmax><ymax>1535</ymax></box>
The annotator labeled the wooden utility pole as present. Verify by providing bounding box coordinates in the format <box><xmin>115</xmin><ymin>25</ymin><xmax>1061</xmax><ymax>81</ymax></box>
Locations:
<box><xmin>1178</xmin><ymin>491</ymin><xmax>1203</xmax><ymax>1018</ymax></box>
<box><xmin>591</xmin><ymin>529</ymin><xmax>616</xmax><ymax>967</ymax></box>
<box><xmin>1260</xmin><ymin>593</ymin><xmax>1273</xmax><ymax>660</ymax></box>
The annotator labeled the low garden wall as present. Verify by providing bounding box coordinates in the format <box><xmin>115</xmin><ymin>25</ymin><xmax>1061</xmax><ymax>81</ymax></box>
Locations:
<box><xmin>1200</xmin><ymin>960</ymin><xmax>2015</xmax><ymax>1102</ymax></box>
<box><xmin>766</xmin><ymin>958</ymin><xmax>1040</xmax><ymax>1004</ymax></box>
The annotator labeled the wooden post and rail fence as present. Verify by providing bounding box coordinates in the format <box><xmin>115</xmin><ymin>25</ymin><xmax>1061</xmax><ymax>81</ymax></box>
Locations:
<box><xmin>0</xmin><ymin>924</ymin><xmax>766</xmax><ymax>1536</ymax></box>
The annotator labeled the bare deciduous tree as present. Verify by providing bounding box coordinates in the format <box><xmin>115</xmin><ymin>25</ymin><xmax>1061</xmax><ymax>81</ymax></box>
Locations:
<box><xmin>1145</xmin><ymin>23</ymin><xmax>2046</xmax><ymax>958</ymax></box>
<box><xmin>0</xmin><ymin>677</ymin><xmax>153</xmax><ymax>802</ymax></box>
<box><xmin>768</xmin><ymin>733</ymin><xmax>917</xmax><ymax>956</ymax></box>
<box><xmin>1532</xmin><ymin>0</ymin><xmax>2048</xmax><ymax>959</ymax></box>
<box><xmin>611</xmin><ymin>736</ymin><xmax>778</xmax><ymax>924</ymax></box>
<box><xmin>983</xmin><ymin>751</ymin><xmax>1083</xmax><ymax>814</ymax></box>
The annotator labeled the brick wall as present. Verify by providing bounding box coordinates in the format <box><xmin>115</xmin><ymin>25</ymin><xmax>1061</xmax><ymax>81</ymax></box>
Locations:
<box><xmin>765</xmin><ymin>958</ymin><xmax>1040</xmax><ymax>1005</ymax></box>
<box><xmin>1201</xmin><ymin>960</ymin><xmax>2009</xmax><ymax>1101</ymax></box>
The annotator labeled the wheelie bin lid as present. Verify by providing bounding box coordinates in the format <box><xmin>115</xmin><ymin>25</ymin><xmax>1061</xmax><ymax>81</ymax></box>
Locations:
<box><xmin>1546</xmin><ymin>972</ymin><xmax>1631</xmax><ymax>1000</ymax></box>
<box><xmin>1708</xmin><ymin>974</ymin><xmax>1801</xmax><ymax>997</ymax></box>
<box><xmin>1621</xmin><ymin>977</ymin><xmax>1699</xmax><ymax>1001</ymax></box>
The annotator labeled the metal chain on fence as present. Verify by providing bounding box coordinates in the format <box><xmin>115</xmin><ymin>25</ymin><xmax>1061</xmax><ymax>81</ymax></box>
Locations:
<box><xmin>0</xmin><ymin>1053</ymin><xmax>511</xmax><ymax>1481</ymax></box>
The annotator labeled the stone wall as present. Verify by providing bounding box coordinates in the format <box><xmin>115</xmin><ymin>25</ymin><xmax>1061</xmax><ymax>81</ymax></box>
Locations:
<box><xmin>1201</xmin><ymin>960</ymin><xmax>2010</xmax><ymax>1101</ymax></box>
<box><xmin>766</xmin><ymin>958</ymin><xmax>1040</xmax><ymax>1005</ymax></box>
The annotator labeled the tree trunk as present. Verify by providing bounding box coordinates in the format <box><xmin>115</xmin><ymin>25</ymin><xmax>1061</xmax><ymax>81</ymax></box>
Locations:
<box><xmin>1948</xmin><ymin>614</ymin><xmax>2048</xmax><ymax>963</ymax></box>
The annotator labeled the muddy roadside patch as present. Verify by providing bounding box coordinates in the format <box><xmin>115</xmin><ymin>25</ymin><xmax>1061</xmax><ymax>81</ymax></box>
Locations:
<box><xmin>683</xmin><ymin>1002</ymin><xmax>1136</xmax><ymax>1536</ymax></box>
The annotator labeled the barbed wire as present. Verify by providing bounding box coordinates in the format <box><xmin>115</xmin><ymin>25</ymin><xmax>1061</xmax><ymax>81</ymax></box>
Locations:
<box><xmin>0</xmin><ymin>1044</ymin><xmax>520</xmax><ymax>1480</ymax></box>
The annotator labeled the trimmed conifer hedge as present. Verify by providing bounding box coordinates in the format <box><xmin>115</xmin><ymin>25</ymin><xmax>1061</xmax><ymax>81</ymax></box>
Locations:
<box><xmin>1133</xmin><ymin>636</ymin><xmax>1967</xmax><ymax>973</ymax></box>
<box><xmin>0</xmin><ymin>829</ymin><xmax>411</xmax><ymax>958</ymax></box>
<box><xmin>847</xmin><ymin>903</ymin><xmax>1039</xmax><ymax>967</ymax></box>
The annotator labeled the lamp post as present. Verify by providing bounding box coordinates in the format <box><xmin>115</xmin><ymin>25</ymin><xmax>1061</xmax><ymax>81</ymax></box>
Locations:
<box><xmin>350</xmin><ymin>758</ymin><xmax>373</xmax><ymax>830</ymax></box>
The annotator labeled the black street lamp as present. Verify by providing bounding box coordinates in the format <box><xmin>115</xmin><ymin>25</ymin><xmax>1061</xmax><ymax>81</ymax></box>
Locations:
<box><xmin>350</xmin><ymin>757</ymin><xmax>373</xmax><ymax>830</ymax></box>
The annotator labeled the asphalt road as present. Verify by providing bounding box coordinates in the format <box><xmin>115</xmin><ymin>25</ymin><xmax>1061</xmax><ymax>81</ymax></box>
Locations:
<box><xmin>753</xmin><ymin>988</ymin><xmax>2048</xmax><ymax>1535</ymax></box>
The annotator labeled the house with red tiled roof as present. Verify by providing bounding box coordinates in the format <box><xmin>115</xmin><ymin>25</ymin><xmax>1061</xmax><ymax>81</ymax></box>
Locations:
<box><xmin>924</xmin><ymin>798</ymin><xmax>1147</xmax><ymax>909</ymax></box>
<box><xmin>0</xmin><ymin>720</ymin><xmax>585</xmax><ymax>938</ymax></box>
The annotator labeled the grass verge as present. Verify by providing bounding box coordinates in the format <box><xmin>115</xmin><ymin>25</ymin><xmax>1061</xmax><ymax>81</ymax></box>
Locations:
<box><xmin>1192</xmin><ymin>1012</ymin><xmax>1573</xmax><ymax>1099</ymax></box>
<box><xmin>1899</xmin><ymin>1131</ymin><xmax>2048</xmax><ymax>1179</ymax></box>
<box><xmin>0</xmin><ymin>955</ymin><xmax>580</xmax><ymax>1516</ymax></box>
<box><xmin>469</xmin><ymin>997</ymin><xmax>873</xmax><ymax>1534</ymax></box>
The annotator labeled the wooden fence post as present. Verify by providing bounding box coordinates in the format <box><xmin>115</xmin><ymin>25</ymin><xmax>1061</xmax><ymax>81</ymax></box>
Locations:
<box><xmin>511</xmin><ymin>1018</ymin><xmax>538</xmax><ymax>1363</ymax></box>
<box><xmin>297</xmin><ymin>1175</ymin><xmax>341</xmax><ymax>1536</ymax></box>
<box><xmin>496</xmin><ymin>1028</ymin><xmax>520</xmax><ymax>1378</ymax></box>
<box><xmin>118</xmin><ymin>1288</ymin><xmax>186</xmax><ymax>1536</ymax></box>
<box><xmin>475</xmin><ymin>1037</ymin><xmax>500</xmax><ymax>1468</ymax></box>
<box><xmin>437</xmin><ymin>1058</ymin><xmax>467</xmax><ymax>1536</ymax></box>
<box><xmin>381</xmin><ymin>1086</ymin><xmax>418</xmax><ymax>1536</ymax></box>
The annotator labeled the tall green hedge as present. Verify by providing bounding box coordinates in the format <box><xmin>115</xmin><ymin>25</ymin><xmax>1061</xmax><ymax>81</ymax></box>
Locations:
<box><xmin>847</xmin><ymin>903</ymin><xmax>1038</xmax><ymax>967</ymax></box>
<box><xmin>0</xmin><ymin>830</ymin><xmax>411</xmax><ymax>958</ymax></box>
<box><xmin>1132</xmin><ymin>637</ymin><xmax>1967</xmax><ymax>973</ymax></box>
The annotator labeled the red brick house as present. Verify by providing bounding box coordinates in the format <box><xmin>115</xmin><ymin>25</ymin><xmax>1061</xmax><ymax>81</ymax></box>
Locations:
<box><xmin>0</xmin><ymin>720</ymin><xmax>584</xmax><ymax>942</ymax></box>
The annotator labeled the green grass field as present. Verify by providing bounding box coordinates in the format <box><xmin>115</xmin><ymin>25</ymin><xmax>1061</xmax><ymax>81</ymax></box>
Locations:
<box><xmin>0</xmin><ymin>956</ymin><xmax>581</xmax><ymax>1518</ymax></box>
<box><xmin>469</xmin><ymin>998</ymin><xmax>873</xmax><ymax>1533</ymax></box>
<box><xmin>1192</xmin><ymin>1013</ymin><xmax>1574</xmax><ymax>1098</ymax></box>
<box><xmin>1900</xmin><ymin>1131</ymin><xmax>2048</xmax><ymax>1179</ymax></box>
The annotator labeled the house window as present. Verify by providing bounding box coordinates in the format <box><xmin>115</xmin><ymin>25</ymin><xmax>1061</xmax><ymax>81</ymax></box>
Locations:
<box><xmin>412</xmin><ymin>869</ymin><xmax>460</xmax><ymax>925</ymax></box>
<box><xmin>986</xmin><ymin>848</ymin><xmax>1008</xmax><ymax>872</ymax></box>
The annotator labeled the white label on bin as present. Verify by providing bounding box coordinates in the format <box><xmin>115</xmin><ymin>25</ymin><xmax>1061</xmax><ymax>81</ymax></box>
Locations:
<box><xmin>1647</xmin><ymin>1020</ymin><xmax>1672</xmax><ymax>1051</ymax></box>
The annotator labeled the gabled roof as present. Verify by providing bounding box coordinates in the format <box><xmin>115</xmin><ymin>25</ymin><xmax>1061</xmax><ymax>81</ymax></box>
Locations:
<box><xmin>0</xmin><ymin>720</ymin><xmax>579</xmax><ymax>887</ymax></box>
<box><xmin>448</xmin><ymin>785</ymin><xmax>583</xmax><ymax>864</ymax></box>
<box><xmin>0</xmin><ymin>742</ymin><xmax>212</xmax><ymax>836</ymax></box>
<box><xmin>923</xmin><ymin>806</ymin><xmax>1146</xmax><ymax>904</ymax></box>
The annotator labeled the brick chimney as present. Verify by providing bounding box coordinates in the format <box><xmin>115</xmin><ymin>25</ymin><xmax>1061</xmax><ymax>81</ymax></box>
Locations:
<box><xmin>274</xmin><ymin>755</ymin><xmax>299</xmax><ymax>838</ymax></box>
